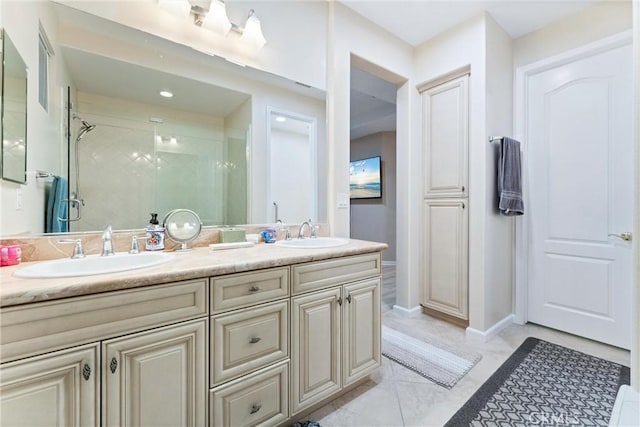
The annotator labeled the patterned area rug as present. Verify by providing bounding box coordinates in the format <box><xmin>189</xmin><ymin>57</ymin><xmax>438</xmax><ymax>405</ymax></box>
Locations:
<box><xmin>381</xmin><ymin>325</ymin><xmax>482</xmax><ymax>389</ymax></box>
<box><xmin>445</xmin><ymin>337</ymin><xmax>630</xmax><ymax>426</ymax></box>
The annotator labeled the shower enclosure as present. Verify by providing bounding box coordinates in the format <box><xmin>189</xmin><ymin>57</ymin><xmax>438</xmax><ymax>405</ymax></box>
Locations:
<box><xmin>64</xmin><ymin>90</ymin><xmax>249</xmax><ymax>232</ymax></box>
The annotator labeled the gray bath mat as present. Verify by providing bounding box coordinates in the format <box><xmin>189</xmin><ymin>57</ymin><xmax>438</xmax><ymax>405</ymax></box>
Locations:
<box><xmin>381</xmin><ymin>325</ymin><xmax>482</xmax><ymax>389</ymax></box>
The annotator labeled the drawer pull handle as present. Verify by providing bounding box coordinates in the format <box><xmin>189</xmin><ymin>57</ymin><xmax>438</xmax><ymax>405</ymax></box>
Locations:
<box><xmin>249</xmin><ymin>337</ymin><xmax>261</xmax><ymax>344</ymax></box>
<box><xmin>110</xmin><ymin>357</ymin><xmax>118</xmax><ymax>374</ymax></box>
<box><xmin>248</xmin><ymin>285</ymin><xmax>261</xmax><ymax>293</ymax></box>
<box><xmin>82</xmin><ymin>364</ymin><xmax>91</xmax><ymax>381</ymax></box>
<box><xmin>250</xmin><ymin>404</ymin><xmax>262</xmax><ymax>414</ymax></box>
<box><xmin>337</xmin><ymin>297</ymin><xmax>343</xmax><ymax>306</ymax></box>
<box><xmin>346</xmin><ymin>294</ymin><xmax>352</xmax><ymax>304</ymax></box>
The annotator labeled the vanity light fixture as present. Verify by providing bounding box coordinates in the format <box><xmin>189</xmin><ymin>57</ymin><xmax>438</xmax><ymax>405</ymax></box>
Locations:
<box><xmin>239</xmin><ymin>9</ymin><xmax>266</xmax><ymax>50</ymax></box>
<box><xmin>157</xmin><ymin>0</ymin><xmax>267</xmax><ymax>50</ymax></box>
<box><xmin>201</xmin><ymin>0</ymin><xmax>232</xmax><ymax>35</ymax></box>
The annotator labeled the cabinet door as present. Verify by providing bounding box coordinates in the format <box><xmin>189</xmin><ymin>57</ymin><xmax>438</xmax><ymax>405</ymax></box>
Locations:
<box><xmin>290</xmin><ymin>287</ymin><xmax>341</xmax><ymax>415</ymax></box>
<box><xmin>342</xmin><ymin>278</ymin><xmax>381</xmax><ymax>386</ymax></box>
<box><xmin>422</xmin><ymin>199</ymin><xmax>469</xmax><ymax>320</ymax></box>
<box><xmin>422</xmin><ymin>75</ymin><xmax>469</xmax><ymax>198</ymax></box>
<box><xmin>0</xmin><ymin>344</ymin><xmax>98</xmax><ymax>427</ymax></box>
<box><xmin>103</xmin><ymin>319</ymin><xmax>207</xmax><ymax>427</ymax></box>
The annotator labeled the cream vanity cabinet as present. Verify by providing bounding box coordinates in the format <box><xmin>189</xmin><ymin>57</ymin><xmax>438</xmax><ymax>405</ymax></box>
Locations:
<box><xmin>208</xmin><ymin>267</ymin><xmax>291</xmax><ymax>427</ymax></box>
<box><xmin>0</xmin><ymin>279</ymin><xmax>208</xmax><ymax>427</ymax></box>
<box><xmin>290</xmin><ymin>253</ymin><xmax>381</xmax><ymax>415</ymax></box>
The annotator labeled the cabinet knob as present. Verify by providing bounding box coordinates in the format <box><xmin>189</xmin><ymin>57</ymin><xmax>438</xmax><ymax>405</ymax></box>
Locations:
<box><xmin>346</xmin><ymin>294</ymin><xmax>352</xmax><ymax>304</ymax></box>
<box><xmin>248</xmin><ymin>285</ymin><xmax>261</xmax><ymax>293</ymax></box>
<box><xmin>250</xmin><ymin>404</ymin><xmax>262</xmax><ymax>414</ymax></box>
<box><xmin>249</xmin><ymin>337</ymin><xmax>261</xmax><ymax>344</ymax></box>
<box><xmin>337</xmin><ymin>297</ymin><xmax>342</xmax><ymax>306</ymax></box>
<box><xmin>82</xmin><ymin>364</ymin><xmax>91</xmax><ymax>381</ymax></box>
<box><xmin>110</xmin><ymin>357</ymin><xmax>118</xmax><ymax>374</ymax></box>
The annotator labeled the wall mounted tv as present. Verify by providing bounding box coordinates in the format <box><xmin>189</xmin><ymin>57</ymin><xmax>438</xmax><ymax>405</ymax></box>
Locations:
<box><xmin>349</xmin><ymin>156</ymin><xmax>382</xmax><ymax>199</ymax></box>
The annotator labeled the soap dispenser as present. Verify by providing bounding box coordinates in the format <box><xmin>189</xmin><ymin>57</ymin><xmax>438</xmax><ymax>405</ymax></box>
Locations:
<box><xmin>145</xmin><ymin>213</ymin><xmax>165</xmax><ymax>251</ymax></box>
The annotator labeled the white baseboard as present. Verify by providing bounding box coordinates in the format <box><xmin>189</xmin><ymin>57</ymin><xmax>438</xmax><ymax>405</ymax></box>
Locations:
<box><xmin>466</xmin><ymin>314</ymin><xmax>514</xmax><ymax>342</ymax></box>
<box><xmin>392</xmin><ymin>304</ymin><xmax>422</xmax><ymax>318</ymax></box>
<box><xmin>382</xmin><ymin>260</ymin><xmax>396</xmax><ymax>266</ymax></box>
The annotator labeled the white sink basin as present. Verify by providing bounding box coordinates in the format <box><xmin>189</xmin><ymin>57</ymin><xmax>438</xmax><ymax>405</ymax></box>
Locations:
<box><xmin>276</xmin><ymin>237</ymin><xmax>350</xmax><ymax>249</ymax></box>
<box><xmin>14</xmin><ymin>252</ymin><xmax>174</xmax><ymax>279</ymax></box>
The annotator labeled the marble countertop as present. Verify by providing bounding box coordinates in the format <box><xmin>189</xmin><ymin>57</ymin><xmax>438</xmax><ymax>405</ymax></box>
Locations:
<box><xmin>0</xmin><ymin>239</ymin><xmax>387</xmax><ymax>308</ymax></box>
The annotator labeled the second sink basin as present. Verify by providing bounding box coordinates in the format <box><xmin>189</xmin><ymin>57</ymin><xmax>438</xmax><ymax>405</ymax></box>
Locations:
<box><xmin>276</xmin><ymin>237</ymin><xmax>350</xmax><ymax>249</ymax></box>
<box><xmin>14</xmin><ymin>252</ymin><xmax>174</xmax><ymax>279</ymax></box>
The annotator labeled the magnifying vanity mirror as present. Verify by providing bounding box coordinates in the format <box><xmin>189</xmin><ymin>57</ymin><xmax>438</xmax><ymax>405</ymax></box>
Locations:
<box><xmin>163</xmin><ymin>209</ymin><xmax>203</xmax><ymax>251</ymax></box>
<box><xmin>1</xmin><ymin>29</ymin><xmax>28</xmax><ymax>184</ymax></box>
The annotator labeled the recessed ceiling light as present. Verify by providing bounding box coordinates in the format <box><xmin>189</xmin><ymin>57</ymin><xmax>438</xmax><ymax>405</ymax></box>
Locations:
<box><xmin>160</xmin><ymin>90</ymin><xmax>173</xmax><ymax>98</ymax></box>
<box><xmin>275</xmin><ymin>116</ymin><xmax>286</xmax><ymax>122</ymax></box>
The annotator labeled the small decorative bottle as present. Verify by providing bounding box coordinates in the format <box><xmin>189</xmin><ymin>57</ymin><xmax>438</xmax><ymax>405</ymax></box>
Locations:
<box><xmin>145</xmin><ymin>213</ymin><xmax>165</xmax><ymax>251</ymax></box>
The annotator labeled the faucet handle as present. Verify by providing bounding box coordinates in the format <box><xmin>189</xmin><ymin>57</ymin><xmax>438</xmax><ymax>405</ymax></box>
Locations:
<box><xmin>101</xmin><ymin>225</ymin><xmax>115</xmax><ymax>256</ymax></box>
<box><xmin>58</xmin><ymin>239</ymin><xmax>86</xmax><ymax>259</ymax></box>
<box><xmin>129</xmin><ymin>236</ymin><xmax>145</xmax><ymax>254</ymax></box>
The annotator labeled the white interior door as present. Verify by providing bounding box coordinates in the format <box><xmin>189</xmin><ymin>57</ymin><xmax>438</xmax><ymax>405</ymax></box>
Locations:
<box><xmin>526</xmin><ymin>40</ymin><xmax>633</xmax><ymax>349</ymax></box>
<box><xmin>267</xmin><ymin>109</ymin><xmax>317</xmax><ymax>224</ymax></box>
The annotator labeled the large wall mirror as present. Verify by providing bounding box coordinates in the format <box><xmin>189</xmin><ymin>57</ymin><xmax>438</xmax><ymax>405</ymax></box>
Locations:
<box><xmin>1</xmin><ymin>29</ymin><xmax>28</xmax><ymax>184</ymax></box>
<box><xmin>1</xmin><ymin>1</ymin><xmax>326</xmax><ymax>235</ymax></box>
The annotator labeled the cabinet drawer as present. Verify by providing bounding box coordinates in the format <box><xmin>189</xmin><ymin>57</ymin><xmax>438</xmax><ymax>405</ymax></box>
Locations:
<box><xmin>211</xmin><ymin>300</ymin><xmax>288</xmax><ymax>386</ymax></box>
<box><xmin>1</xmin><ymin>279</ymin><xmax>208</xmax><ymax>363</ymax></box>
<box><xmin>210</xmin><ymin>361</ymin><xmax>289</xmax><ymax>427</ymax></box>
<box><xmin>210</xmin><ymin>267</ymin><xmax>289</xmax><ymax>313</ymax></box>
<box><xmin>291</xmin><ymin>253</ymin><xmax>381</xmax><ymax>295</ymax></box>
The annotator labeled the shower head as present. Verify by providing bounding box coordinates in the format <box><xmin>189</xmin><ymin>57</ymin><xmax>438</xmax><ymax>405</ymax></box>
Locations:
<box><xmin>73</xmin><ymin>115</ymin><xmax>96</xmax><ymax>142</ymax></box>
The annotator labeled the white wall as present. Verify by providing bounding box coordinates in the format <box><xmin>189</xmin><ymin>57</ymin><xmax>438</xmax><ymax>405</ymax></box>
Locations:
<box><xmin>329</xmin><ymin>2</ymin><xmax>416</xmax><ymax>309</ymax></box>
<box><xmin>0</xmin><ymin>1</ymin><xmax>69</xmax><ymax>235</ymax></box>
<box><xmin>484</xmin><ymin>15</ymin><xmax>515</xmax><ymax>328</ymax></box>
<box><xmin>350</xmin><ymin>132</ymin><xmax>396</xmax><ymax>263</ymax></box>
<box><xmin>55</xmin><ymin>0</ymin><xmax>328</xmax><ymax>91</ymax></box>
<box><xmin>632</xmin><ymin>0</ymin><xmax>639</xmax><ymax>390</ymax></box>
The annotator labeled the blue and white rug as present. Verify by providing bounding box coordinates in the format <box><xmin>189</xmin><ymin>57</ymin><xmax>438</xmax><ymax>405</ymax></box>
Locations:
<box><xmin>381</xmin><ymin>325</ymin><xmax>482</xmax><ymax>389</ymax></box>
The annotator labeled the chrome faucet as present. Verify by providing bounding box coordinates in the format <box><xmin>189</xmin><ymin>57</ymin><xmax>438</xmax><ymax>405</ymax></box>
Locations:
<box><xmin>58</xmin><ymin>238</ymin><xmax>85</xmax><ymax>259</ymax></box>
<box><xmin>297</xmin><ymin>219</ymin><xmax>315</xmax><ymax>239</ymax></box>
<box><xmin>276</xmin><ymin>219</ymin><xmax>292</xmax><ymax>240</ymax></box>
<box><xmin>101</xmin><ymin>225</ymin><xmax>115</xmax><ymax>256</ymax></box>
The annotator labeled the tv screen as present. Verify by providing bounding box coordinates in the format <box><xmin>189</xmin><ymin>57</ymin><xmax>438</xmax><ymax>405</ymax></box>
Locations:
<box><xmin>350</xmin><ymin>156</ymin><xmax>382</xmax><ymax>199</ymax></box>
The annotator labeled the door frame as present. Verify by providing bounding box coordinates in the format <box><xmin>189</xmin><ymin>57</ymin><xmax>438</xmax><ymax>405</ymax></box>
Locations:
<box><xmin>514</xmin><ymin>30</ymin><xmax>633</xmax><ymax>325</ymax></box>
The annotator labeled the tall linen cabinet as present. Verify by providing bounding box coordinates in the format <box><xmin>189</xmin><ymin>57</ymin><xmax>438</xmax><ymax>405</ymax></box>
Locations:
<box><xmin>419</xmin><ymin>73</ymin><xmax>470</xmax><ymax>324</ymax></box>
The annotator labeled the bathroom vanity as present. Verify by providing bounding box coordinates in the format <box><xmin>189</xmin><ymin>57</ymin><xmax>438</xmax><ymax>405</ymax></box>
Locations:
<box><xmin>0</xmin><ymin>239</ymin><xmax>386</xmax><ymax>426</ymax></box>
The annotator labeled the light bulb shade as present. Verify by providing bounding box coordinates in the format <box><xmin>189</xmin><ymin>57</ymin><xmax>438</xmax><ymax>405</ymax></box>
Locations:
<box><xmin>158</xmin><ymin>0</ymin><xmax>192</xmax><ymax>17</ymax></box>
<box><xmin>202</xmin><ymin>0</ymin><xmax>232</xmax><ymax>35</ymax></box>
<box><xmin>240</xmin><ymin>11</ymin><xmax>266</xmax><ymax>50</ymax></box>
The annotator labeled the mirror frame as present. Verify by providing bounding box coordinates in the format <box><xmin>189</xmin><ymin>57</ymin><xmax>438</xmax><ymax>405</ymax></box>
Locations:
<box><xmin>1</xmin><ymin>28</ymin><xmax>28</xmax><ymax>184</ymax></box>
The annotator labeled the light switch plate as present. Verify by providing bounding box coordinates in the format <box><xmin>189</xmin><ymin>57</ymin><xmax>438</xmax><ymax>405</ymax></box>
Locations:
<box><xmin>337</xmin><ymin>193</ymin><xmax>349</xmax><ymax>209</ymax></box>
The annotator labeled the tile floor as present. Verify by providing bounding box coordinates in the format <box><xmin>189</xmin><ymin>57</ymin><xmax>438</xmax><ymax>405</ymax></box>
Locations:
<box><xmin>307</xmin><ymin>264</ymin><xmax>631</xmax><ymax>427</ymax></box>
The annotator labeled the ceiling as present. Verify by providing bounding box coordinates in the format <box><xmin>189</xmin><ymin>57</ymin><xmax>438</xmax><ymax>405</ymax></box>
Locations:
<box><xmin>347</xmin><ymin>0</ymin><xmax>605</xmax><ymax>139</ymax></box>
<box><xmin>339</xmin><ymin>0</ymin><xmax>601</xmax><ymax>47</ymax></box>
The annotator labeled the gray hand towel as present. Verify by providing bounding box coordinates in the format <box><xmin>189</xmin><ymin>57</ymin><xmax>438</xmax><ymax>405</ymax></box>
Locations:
<box><xmin>498</xmin><ymin>137</ymin><xmax>524</xmax><ymax>216</ymax></box>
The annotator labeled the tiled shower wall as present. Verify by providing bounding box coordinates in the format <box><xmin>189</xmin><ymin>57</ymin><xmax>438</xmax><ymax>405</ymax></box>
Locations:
<box><xmin>69</xmin><ymin>92</ymin><xmax>248</xmax><ymax>232</ymax></box>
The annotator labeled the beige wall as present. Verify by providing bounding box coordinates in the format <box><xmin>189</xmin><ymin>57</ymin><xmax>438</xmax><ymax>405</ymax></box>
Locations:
<box><xmin>514</xmin><ymin>1</ymin><xmax>632</xmax><ymax>68</ymax></box>
<box><xmin>350</xmin><ymin>132</ymin><xmax>397</xmax><ymax>263</ymax></box>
